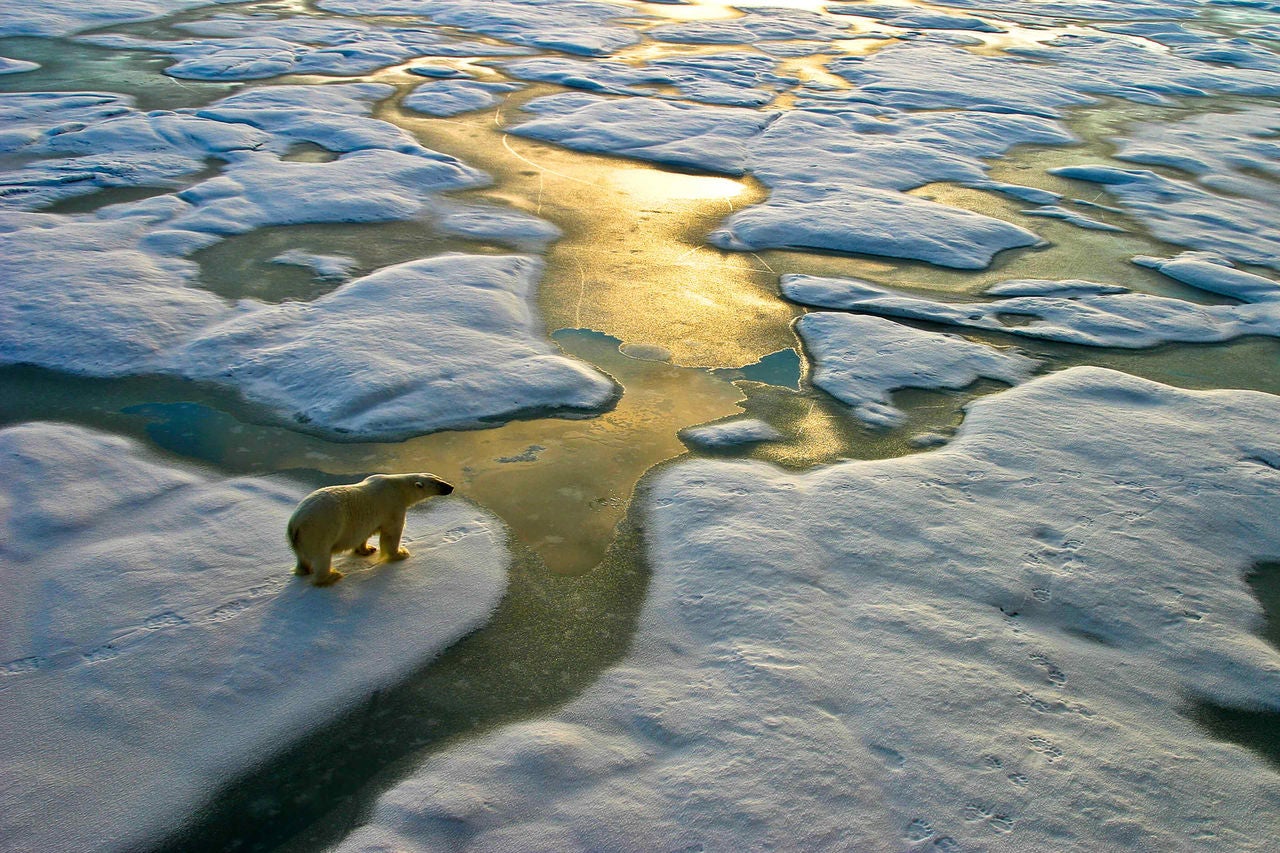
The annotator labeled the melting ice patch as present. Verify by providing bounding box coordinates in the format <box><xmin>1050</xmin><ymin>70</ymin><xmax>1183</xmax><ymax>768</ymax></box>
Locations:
<box><xmin>796</xmin><ymin>312</ymin><xmax>1040</xmax><ymax>427</ymax></box>
<box><xmin>336</xmin><ymin>368</ymin><xmax>1280</xmax><ymax>852</ymax></box>
<box><xmin>1051</xmin><ymin>165</ymin><xmax>1280</xmax><ymax>270</ymax></box>
<box><xmin>680</xmin><ymin>418</ymin><xmax>784</xmax><ymax>449</ymax></box>
<box><xmin>511</xmin><ymin>95</ymin><xmax>1070</xmax><ymax>267</ymax></box>
<box><xmin>0</xmin><ymin>422</ymin><xmax>510</xmax><ymax>853</ymax></box>
<box><xmin>403</xmin><ymin>80</ymin><xmax>522</xmax><ymax>117</ymax></box>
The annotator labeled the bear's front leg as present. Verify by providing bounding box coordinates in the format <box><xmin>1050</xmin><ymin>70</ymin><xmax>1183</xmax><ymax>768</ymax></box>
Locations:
<box><xmin>379</xmin><ymin>515</ymin><xmax>410</xmax><ymax>561</ymax></box>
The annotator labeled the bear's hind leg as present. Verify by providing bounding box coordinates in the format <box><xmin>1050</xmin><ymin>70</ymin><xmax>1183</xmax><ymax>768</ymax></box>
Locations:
<box><xmin>379</xmin><ymin>515</ymin><xmax>410</xmax><ymax>561</ymax></box>
<box><xmin>310</xmin><ymin>553</ymin><xmax>344</xmax><ymax>586</ymax></box>
<box><xmin>353</xmin><ymin>540</ymin><xmax>376</xmax><ymax>556</ymax></box>
<box><xmin>294</xmin><ymin>560</ymin><xmax>312</xmax><ymax>576</ymax></box>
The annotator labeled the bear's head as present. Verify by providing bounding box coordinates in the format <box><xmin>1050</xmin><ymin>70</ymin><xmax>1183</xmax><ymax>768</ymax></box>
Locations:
<box><xmin>402</xmin><ymin>472</ymin><xmax>454</xmax><ymax>503</ymax></box>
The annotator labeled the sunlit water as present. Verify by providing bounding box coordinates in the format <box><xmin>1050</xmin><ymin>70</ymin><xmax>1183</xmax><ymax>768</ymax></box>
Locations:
<box><xmin>2</xmin><ymin>2</ymin><xmax>1279</xmax><ymax>850</ymax></box>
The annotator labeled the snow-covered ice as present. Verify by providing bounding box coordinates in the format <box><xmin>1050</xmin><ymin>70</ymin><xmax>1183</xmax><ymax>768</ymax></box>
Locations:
<box><xmin>82</xmin><ymin>16</ymin><xmax>532</xmax><ymax>81</ymax></box>
<box><xmin>0</xmin><ymin>422</ymin><xmax>510</xmax><ymax>853</ymax></box>
<box><xmin>511</xmin><ymin>96</ymin><xmax>1068</xmax><ymax>267</ymax></box>
<box><xmin>318</xmin><ymin>0</ymin><xmax>642</xmax><ymax>57</ymax></box>
<box><xmin>403</xmin><ymin>80</ymin><xmax>521</xmax><ymax>117</ymax></box>
<box><xmin>679</xmin><ymin>418</ymin><xmax>783</xmax><ymax>449</ymax></box>
<box><xmin>780</xmin><ymin>257</ymin><xmax>1280</xmax><ymax>349</ymax></box>
<box><xmin>0</xmin><ymin>0</ymin><xmax>230</xmax><ymax>37</ymax></box>
<box><xmin>335</xmin><ymin>368</ymin><xmax>1280</xmax><ymax>852</ymax></box>
<box><xmin>1050</xmin><ymin>164</ymin><xmax>1280</xmax><ymax>270</ymax></box>
<box><xmin>270</xmin><ymin>249</ymin><xmax>358</xmax><ymax>280</ymax></box>
<box><xmin>797</xmin><ymin>312</ymin><xmax>1040</xmax><ymax>426</ymax></box>
<box><xmin>165</xmin><ymin>254</ymin><xmax>620</xmax><ymax>438</ymax></box>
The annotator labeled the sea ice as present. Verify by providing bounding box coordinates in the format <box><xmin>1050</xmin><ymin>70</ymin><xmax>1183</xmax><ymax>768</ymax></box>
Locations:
<box><xmin>709</xmin><ymin>184</ymin><xmax>1041</xmax><ymax>269</ymax></box>
<box><xmin>402</xmin><ymin>80</ymin><xmax>521</xmax><ymax>117</ymax></box>
<box><xmin>500</xmin><ymin>52</ymin><xmax>794</xmax><ymax>107</ymax></box>
<box><xmin>511</xmin><ymin>93</ymin><xmax>775</xmax><ymax>175</ymax></box>
<box><xmin>0</xmin><ymin>212</ymin><xmax>228</xmax><ymax>375</ymax></box>
<box><xmin>82</xmin><ymin>16</ymin><xmax>531</xmax><ymax>81</ymax></box>
<box><xmin>828</xmin><ymin>37</ymin><xmax>1280</xmax><ymax>116</ymax></box>
<box><xmin>0</xmin><ymin>56</ymin><xmax>38</xmax><ymax>74</ymax></box>
<box><xmin>0</xmin><ymin>0</ymin><xmax>231</xmax><ymax>37</ymax></box>
<box><xmin>510</xmin><ymin>96</ymin><xmax>1066</xmax><ymax>267</ymax></box>
<box><xmin>317</xmin><ymin>0</ymin><xmax>642</xmax><ymax>56</ymax></box>
<box><xmin>270</xmin><ymin>249</ymin><xmax>358</xmax><ymax>280</ymax></box>
<box><xmin>796</xmin><ymin>312</ymin><xmax>1040</xmax><ymax>426</ymax></box>
<box><xmin>335</xmin><ymin>367</ymin><xmax>1280</xmax><ymax>852</ymax></box>
<box><xmin>1051</xmin><ymin>165</ymin><xmax>1280</xmax><ymax>269</ymax></box>
<box><xmin>647</xmin><ymin>7</ymin><xmax>854</xmax><ymax>44</ymax></box>
<box><xmin>0</xmin><ymin>422</ymin><xmax>510</xmax><ymax>853</ymax></box>
<box><xmin>164</xmin><ymin>254</ymin><xmax>620</xmax><ymax>439</ymax></box>
<box><xmin>779</xmin><ymin>263</ymin><xmax>1280</xmax><ymax>349</ymax></box>
<box><xmin>679</xmin><ymin>418</ymin><xmax>783</xmax><ymax>449</ymax></box>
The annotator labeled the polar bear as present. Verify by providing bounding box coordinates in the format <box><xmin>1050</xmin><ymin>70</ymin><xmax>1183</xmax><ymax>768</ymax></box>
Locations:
<box><xmin>288</xmin><ymin>473</ymin><xmax>454</xmax><ymax>586</ymax></box>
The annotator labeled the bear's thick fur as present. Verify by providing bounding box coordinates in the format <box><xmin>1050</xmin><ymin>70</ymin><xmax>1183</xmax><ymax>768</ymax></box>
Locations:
<box><xmin>288</xmin><ymin>473</ymin><xmax>454</xmax><ymax>586</ymax></box>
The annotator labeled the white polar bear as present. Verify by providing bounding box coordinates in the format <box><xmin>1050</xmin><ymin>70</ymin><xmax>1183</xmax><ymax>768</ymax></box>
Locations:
<box><xmin>288</xmin><ymin>473</ymin><xmax>454</xmax><ymax>586</ymax></box>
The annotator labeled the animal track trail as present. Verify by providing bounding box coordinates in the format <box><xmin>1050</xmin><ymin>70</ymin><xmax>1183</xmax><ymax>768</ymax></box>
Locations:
<box><xmin>962</xmin><ymin>803</ymin><xmax>1016</xmax><ymax>835</ymax></box>
<box><xmin>905</xmin><ymin>817</ymin><xmax>935</xmax><ymax>842</ymax></box>
<box><xmin>1028</xmin><ymin>652</ymin><xmax>1067</xmax><ymax>686</ymax></box>
<box><xmin>1027</xmin><ymin>734</ymin><xmax>1064</xmax><ymax>762</ymax></box>
<box><xmin>1</xmin><ymin>578</ymin><xmax>287</xmax><ymax>681</ymax></box>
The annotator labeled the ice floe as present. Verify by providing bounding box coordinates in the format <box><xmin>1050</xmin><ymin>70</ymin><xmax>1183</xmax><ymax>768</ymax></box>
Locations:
<box><xmin>82</xmin><ymin>15</ymin><xmax>531</xmax><ymax>81</ymax></box>
<box><xmin>335</xmin><ymin>367</ymin><xmax>1280</xmax><ymax>852</ymax></box>
<box><xmin>402</xmin><ymin>80</ymin><xmax>521</xmax><ymax>117</ymax></box>
<box><xmin>318</xmin><ymin>0</ymin><xmax>642</xmax><ymax>56</ymax></box>
<box><xmin>0</xmin><ymin>422</ymin><xmax>510</xmax><ymax>853</ymax></box>
<box><xmin>647</xmin><ymin>7</ymin><xmax>854</xmax><ymax>44</ymax></box>
<box><xmin>270</xmin><ymin>249</ymin><xmax>358</xmax><ymax>280</ymax></box>
<box><xmin>0</xmin><ymin>0</ymin><xmax>229</xmax><ymax>37</ymax></box>
<box><xmin>796</xmin><ymin>312</ymin><xmax>1040</xmax><ymax>426</ymax></box>
<box><xmin>165</xmin><ymin>254</ymin><xmax>619</xmax><ymax>438</ymax></box>
<box><xmin>511</xmin><ymin>95</ymin><xmax>1067</xmax><ymax>267</ymax></box>
<box><xmin>1051</xmin><ymin>164</ymin><xmax>1280</xmax><ymax>269</ymax></box>
<box><xmin>780</xmin><ymin>256</ymin><xmax>1280</xmax><ymax>349</ymax></box>
<box><xmin>500</xmin><ymin>52</ymin><xmax>795</xmax><ymax>108</ymax></box>
<box><xmin>828</xmin><ymin>37</ymin><xmax>1280</xmax><ymax>116</ymax></box>
<box><xmin>680</xmin><ymin>418</ymin><xmax>783</xmax><ymax>449</ymax></box>
<box><xmin>0</xmin><ymin>56</ymin><xmax>38</xmax><ymax>74</ymax></box>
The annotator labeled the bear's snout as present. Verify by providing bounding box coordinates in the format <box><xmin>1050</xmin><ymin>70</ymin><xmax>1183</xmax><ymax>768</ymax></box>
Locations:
<box><xmin>440</xmin><ymin>481</ymin><xmax>455</xmax><ymax>495</ymax></box>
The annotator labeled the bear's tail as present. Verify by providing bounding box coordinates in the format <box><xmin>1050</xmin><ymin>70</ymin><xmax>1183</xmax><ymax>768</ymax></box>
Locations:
<box><xmin>288</xmin><ymin>520</ymin><xmax>300</xmax><ymax>548</ymax></box>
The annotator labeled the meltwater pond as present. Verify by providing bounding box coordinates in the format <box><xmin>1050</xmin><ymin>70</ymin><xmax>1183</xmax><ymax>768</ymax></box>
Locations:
<box><xmin>2</xmin><ymin>1</ymin><xmax>1280</xmax><ymax>851</ymax></box>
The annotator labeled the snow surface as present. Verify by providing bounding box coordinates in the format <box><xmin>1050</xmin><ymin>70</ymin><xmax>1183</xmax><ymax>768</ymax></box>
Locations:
<box><xmin>679</xmin><ymin>418</ymin><xmax>783</xmax><ymax>449</ymax></box>
<box><xmin>797</xmin><ymin>312</ymin><xmax>1040</xmax><ymax>427</ymax></box>
<box><xmin>0</xmin><ymin>422</ymin><xmax>510</xmax><ymax>853</ymax></box>
<box><xmin>335</xmin><ymin>367</ymin><xmax>1280</xmax><ymax>852</ymax></box>
<box><xmin>780</xmin><ymin>260</ymin><xmax>1280</xmax><ymax>349</ymax></box>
